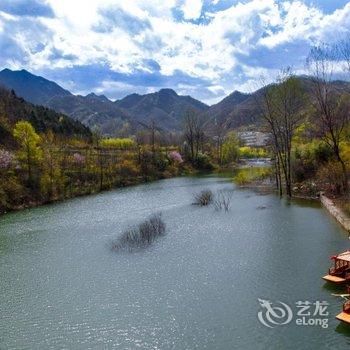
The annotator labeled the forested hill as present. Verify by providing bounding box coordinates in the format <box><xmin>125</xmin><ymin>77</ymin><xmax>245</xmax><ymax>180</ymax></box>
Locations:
<box><xmin>203</xmin><ymin>77</ymin><xmax>350</xmax><ymax>130</ymax></box>
<box><xmin>115</xmin><ymin>88</ymin><xmax>209</xmax><ymax>131</ymax></box>
<box><xmin>0</xmin><ymin>69</ymin><xmax>209</xmax><ymax>133</ymax></box>
<box><xmin>0</xmin><ymin>87</ymin><xmax>91</xmax><ymax>146</ymax></box>
<box><xmin>0</xmin><ymin>69</ymin><xmax>132</xmax><ymax>135</ymax></box>
<box><xmin>0</xmin><ymin>68</ymin><xmax>71</xmax><ymax>105</ymax></box>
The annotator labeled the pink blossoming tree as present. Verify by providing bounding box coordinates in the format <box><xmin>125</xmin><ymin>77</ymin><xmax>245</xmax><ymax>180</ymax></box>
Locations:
<box><xmin>169</xmin><ymin>151</ymin><xmax>183</xmax><ymax>163</ymax></box>
<box><xmin>73</xmin><ymin>153</ymin><xmax>85</xmax><ymax>165</ymax></box>
<box><xmin>0</xmin><ymin>149</ymin><xmax>14</xmax><ymax>169</ymax></box>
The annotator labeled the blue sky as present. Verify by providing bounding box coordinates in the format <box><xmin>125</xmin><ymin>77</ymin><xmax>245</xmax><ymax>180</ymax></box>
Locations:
<box><xmin>0</xmin><ymin>0</ymin><xmax>349</xmax><ymax>104</ymax></box>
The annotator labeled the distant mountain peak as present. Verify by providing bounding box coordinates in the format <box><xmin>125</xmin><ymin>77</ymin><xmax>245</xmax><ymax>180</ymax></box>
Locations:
<box><xmin>85</xmin><ymin>92</ymin><xmax>109</xmax><ymax>102</ymax></box>
<box><xmin>19</xmin><ymin>69</ymin><xmax>31</xmax><ymax>74</ymax></box>
<box><xmin>0</xmin><ymin>68</ymin><xmax>71</xmax><ymax>106</ymax></box>
<box><xmin>115</xmin><ymin>88</ymin><xmax>209</xmax><ymax>131</ymax></box>
<box><xmin>231</xmin><ymin>90</ymin><xmax>246</xmax><ymax>96</ymax></box>
<box><xmin>158</xmin><ymin>88</ymin><xmax>177</xmax><ymax>96</ymax></box>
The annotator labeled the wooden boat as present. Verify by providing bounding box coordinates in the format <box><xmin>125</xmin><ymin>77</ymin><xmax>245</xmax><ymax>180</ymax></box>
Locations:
<box><xmin>336</xmin><ymin>299</ymin><xmax>350</xmax><ymax>324</ymax></box>
<box><xmin>323</xmin><ymin>251</ymin><xmax>350</xmax><ymax>284</ymax></box>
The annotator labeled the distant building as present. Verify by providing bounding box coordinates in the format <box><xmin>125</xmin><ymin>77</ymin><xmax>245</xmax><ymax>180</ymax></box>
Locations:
<box><xmin>238</xmin><ymin>131</ymin><xmax>269</xmax><ymax>147</ymax></box>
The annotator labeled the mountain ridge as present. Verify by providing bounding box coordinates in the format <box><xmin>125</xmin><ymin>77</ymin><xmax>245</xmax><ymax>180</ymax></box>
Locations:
<box><xmin>0</xmin><ymin>86</ymin><xmax>91</xmax><ymax>146</ymax></box>
<box><xmin>115</xmin><ymin>88</ymin><xmax>209</xmax><ymax>131</ymax></box>
<box><xmin>0</xmin><ymin>69</ymin><xmax>210</xmax><ymax>134</ymax></box>
<box><xmin>1</xmin><ymin>68</ymin><xmax>349</xmax><ymax>135</ymax></box>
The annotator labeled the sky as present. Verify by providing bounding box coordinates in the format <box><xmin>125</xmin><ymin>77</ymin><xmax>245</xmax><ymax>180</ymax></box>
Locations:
<box><xmin>0</xmin><ymin>0</ymin><xmax>349</xmax><ymax>105</ymax></box>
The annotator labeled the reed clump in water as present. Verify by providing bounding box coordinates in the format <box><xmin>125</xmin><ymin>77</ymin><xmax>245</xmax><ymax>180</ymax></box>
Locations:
<box><xmin>213</xmin><ymin>190</ymin><xmax>232</xmax><ymax>212</ymax></box>
<box><xmin>193</xmin><ymin>189</ymin><xmax>213</xmax><ymax>206</ymax></box>
<box><xmin>112</xmin><ymin>213</ymin><xmax>166</xmax><ymax>251</ymax></box>
<box><xmin>193</xmin><ymin>189</ymin><xmax>232</xmax><ymax>211</ymax></box>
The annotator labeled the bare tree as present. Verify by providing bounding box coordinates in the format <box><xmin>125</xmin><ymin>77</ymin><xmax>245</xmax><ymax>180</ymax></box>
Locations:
<box><xmin>138</xmin><ymin>119</ymin><xmax>162</xmax><ymax>163</ymax></box>
<box><xmin>307</xmin><ymin>46</ymin><xmax>349</xmax><ymax>193</ymax></box>
<box><xmin>272</xmin><ymin>70</ymin><xmax>306</xmax><ymax>197</ymax></box>
<box><xmin>183</xmin><ymin>109</ymin><xmax>205</xmax><ymax>162</ymax></box>
<box><xmin>258</xmin><ymin>70</ymin><xmax>305</xmax><ymax>197</ymax></box>
<box><xmin>337</xmin><ymin>39</ymin><xmax>350</xmax><ymax>75</ymax></box>
<box><xmin>212</xmin><ymin>119</ymin><xmax>232</xmax><ymax>166</ymax></box>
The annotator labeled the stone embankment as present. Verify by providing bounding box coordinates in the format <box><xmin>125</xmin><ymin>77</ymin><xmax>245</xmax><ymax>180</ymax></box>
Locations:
<box><xmin>320</xmin><ymin>193</ymin><xmax>350</xmax><ymax>232</ymax></box>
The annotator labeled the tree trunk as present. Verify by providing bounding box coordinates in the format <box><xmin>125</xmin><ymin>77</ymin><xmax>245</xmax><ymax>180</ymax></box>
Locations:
<box><xmin>334</xmin><ymin>144</ymin><xmax>348</xmax><ymax>194</ymax></box>
<box><xmin>99</xmin><ymin>148</ymin><xmax>103</xmax><ymax>191</ymax></box>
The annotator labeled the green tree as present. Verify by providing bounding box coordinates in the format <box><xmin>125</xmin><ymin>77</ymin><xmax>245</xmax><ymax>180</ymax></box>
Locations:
<box><xmin>13</xmin><ymin>121</ymin><xmax>42</xmax><ymax>186</ymax></box>
<box><xmin>222</xmin><ymin>132</ymin><xmax>240</xmax><ymax>165</ymax></box>
<box><xmin>40</xmin><ymin>131</ymin><xmax>64</xmax><ymax>201</ymax></box>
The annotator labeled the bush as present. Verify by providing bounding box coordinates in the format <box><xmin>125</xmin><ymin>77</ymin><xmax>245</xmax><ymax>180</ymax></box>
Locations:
<box><xmin>100</xmin><ymin>138</ymin><xmax>135</xmax><ymax>149</ymax></box>
<box><xmin>154</xmin><ymin>153</ymin><xmax>169</xmax><ymax>172</ymax></box>
<box><xmin>316</xmin><ymin>161</ymin><xmax>345</xmax><ymax>195</ymax></box>
<box><xmin>118</xmin><ymin>159</ymin><xmax>140</xmax><ymax>179</ymax></box>
<box><xmin>292</xmin><ymin>141</ymin><xmax>333</xmax><ymax>182</ymax></box>
<box><xmin>239</xmin><ymin>147</ymin><xmax>268</xmax><ymax>159</ymax></box>
<box><xmin>193</xmin><ymin>153</ymin><xmax>214</xmax><ymax>171</ymax></box>
<box><xmin>233</xmin><ymin>167</ymin><xmax>271</xmax><ymax>185</ymax></box>
<box><xmin>193</xmin><ymin>189</ymin><xmax>213</xmax><ymax>206</ymax></box>
<box><xmin>0</xmin><ymin>175</ymin><xmax>27</xmax><ymax>210</ymax></box>
<box><xmin>112</xmin><ymin>213</ymin><xmax>166</xmax><ymax>251</ymax></box>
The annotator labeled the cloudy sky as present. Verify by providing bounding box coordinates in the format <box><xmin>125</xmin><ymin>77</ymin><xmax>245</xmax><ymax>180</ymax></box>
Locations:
<box><xmin>0</xmin><ymin>0</ymin><xmax>349</xmax><ymax>104</ymax></box>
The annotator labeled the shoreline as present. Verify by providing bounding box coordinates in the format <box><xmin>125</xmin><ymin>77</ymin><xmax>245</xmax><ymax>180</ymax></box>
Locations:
<box><xmin>0</xmin><ymin>167</ymin><xmax>229</xmax><ymax>217</ymax></box>
<box><xmin>320</xmin><ymin>193</ymin><xmax>350</xmax><ymax>233</ymax></box>
<box><xmin>237</xmin><ymin>180</ymin><xmax>350</xmax><ymax>233</ymax></box>
<box><xmin>0</xmin><ymin>174</ymin><xmax>172</xmax><ymax>217</ymax></box>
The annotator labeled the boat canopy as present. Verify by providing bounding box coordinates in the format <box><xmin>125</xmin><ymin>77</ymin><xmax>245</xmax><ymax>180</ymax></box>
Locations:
<box><xmin>332</xmin><ymin>251</ymin><xmax>350</xmax><ymax>262</ymax></box>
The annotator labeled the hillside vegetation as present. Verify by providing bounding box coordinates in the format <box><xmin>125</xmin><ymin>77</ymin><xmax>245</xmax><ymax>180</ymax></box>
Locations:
<box><xmin>0</xmin><ymin>87</ymin><xmax>91</xmax><ymax>147</ymax></box>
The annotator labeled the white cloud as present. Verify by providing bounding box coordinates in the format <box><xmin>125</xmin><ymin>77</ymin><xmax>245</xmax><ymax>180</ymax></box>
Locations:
<box><xmin>181</xmin><ymin>0</ymin><xmax>203</xmax><ymax>20</ymax></box>
<box><xmin>1</xmin><ymin>0</ymin><xmax>350</xmax><ymax>103</ymax></box>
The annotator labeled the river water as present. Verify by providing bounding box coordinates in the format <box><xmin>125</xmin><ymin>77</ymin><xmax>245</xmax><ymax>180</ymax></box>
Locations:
<box><xmin>1</xmin><ymin>176</ymin><xmax>350</xmax><ymax>349</ymax></box>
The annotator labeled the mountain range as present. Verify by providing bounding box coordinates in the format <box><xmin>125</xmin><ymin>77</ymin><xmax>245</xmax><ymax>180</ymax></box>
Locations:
<box><xmin>0</xmin><ymin>69</ymin><xmax>209</xmax><ymax>134</ymax></box>
<box><xmin>1</xmin><ymin>68</ymin><xmax>349</xmax><ymax>136</ymax></box>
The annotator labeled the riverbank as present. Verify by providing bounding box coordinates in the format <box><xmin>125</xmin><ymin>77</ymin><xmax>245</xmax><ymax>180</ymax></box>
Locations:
<box><xmin>0</xmin><ymin>171</ymin><xmax>177</xmax><ymax>216</ymax></box>
<box><xmin>233</xmin><ymin>165</ymin><xmax>350</xmax><ymax>232</ymax></box>
<box><xmin>320</xmin><ymin>193</ymin><xmax>350</xmax><ymax>232</ymax></box>
<box><xmin>0</xmin><ymin>163</ymin><xmax>209</xmax><ymax>216</ymax></box>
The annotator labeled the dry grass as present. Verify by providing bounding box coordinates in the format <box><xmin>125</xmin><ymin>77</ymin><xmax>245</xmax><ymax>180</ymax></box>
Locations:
<box><xmin>193</xmin><ymin>189</ymin><xmax>213</xmax><ymax>206</ymax></box>
<box><xmin>112</xmin><ymin>213</ymin><xmax>166</xmax><ymax>251</ymax></box>
<box><xmin>213</xmin><ymin>190</ymin><xmax>232</xmax><ymax>212</ymax></box>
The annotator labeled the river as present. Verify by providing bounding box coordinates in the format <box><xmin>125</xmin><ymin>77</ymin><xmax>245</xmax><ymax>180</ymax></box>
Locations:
<box><xmin>1</xmin><ymin>176</ymin><xmax>350</xmax><ymax>349</ymax></box>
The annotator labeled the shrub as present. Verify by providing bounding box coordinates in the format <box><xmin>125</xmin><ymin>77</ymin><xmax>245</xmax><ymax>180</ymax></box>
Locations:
<box><xmin>0</xmin><ymin>175</ymin><xmax>27</xmax><ymax>210</ymax></box>
<box><xmin>154</xmin><ymin>153</ymin><xmax>169</xmax><ymax>172</ymax></box>
<box><xmin>233</xmin><ymin>171</ymin><xmax>249</xmax><ymax>185</ymax></box>
<box><xmin>100</xmin><ymin>138</ymin><xmax>135</xmax><ymax>149</ymax></box>
<box><xmin>233</xmin><ymin>167</ymin><xmax>271</xmax><ymax>185</ymax></box>
<box><xmin>316</xmin><ymin>161</ymin><xmax>344</xmax><ymax>195</ymax></box>
<box><xmin>193</xmin><ymin>153</ymin><xmax>214</xmax><ymax>171</ymax></box>
<box><xmin>193</xmin><ymin>189</ymin><xmax>213</xmax><ymax>206</ymax></box>
<box><xmin>239</xmin><ymin>147</ymin><xmax>268</xmax><ymax>159</ymax></box>
<box><xmin>118</xmin><ymin>159</ymin><xmax>140</xmax><ymax>179</ymax></box>
<box><xmin>292</xmin><ymin>141</ymin><xmax>333</xmax><ymax>181</ymax></box>
<box><xmin>112</xmin><ymin>213</ymin><xmax>166</xmax><ymax>251</ymax></box>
